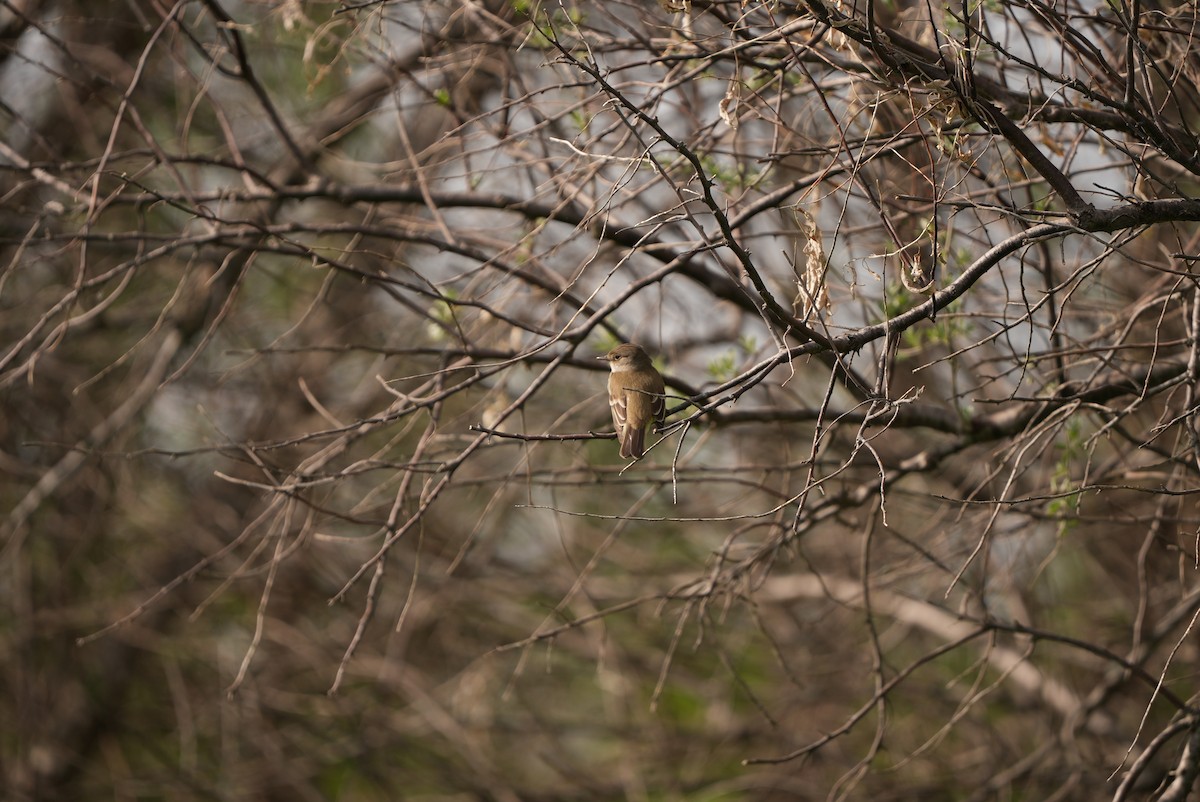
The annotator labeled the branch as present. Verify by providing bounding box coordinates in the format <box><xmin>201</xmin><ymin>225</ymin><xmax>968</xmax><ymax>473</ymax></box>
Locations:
<box><xmin>1157</xmin><ymin>718</ymin><xmax>1200</xmax><ymax>802</ymax></box>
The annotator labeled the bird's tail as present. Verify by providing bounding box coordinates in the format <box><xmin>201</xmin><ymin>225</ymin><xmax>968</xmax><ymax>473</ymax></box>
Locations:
<box><xmin>621</xmin><ymin>427</ymin><xmax>645</xmax><ymax>459</ymax></box>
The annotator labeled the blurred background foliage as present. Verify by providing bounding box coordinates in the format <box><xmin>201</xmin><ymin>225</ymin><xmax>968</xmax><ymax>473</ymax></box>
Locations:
<box><xmin>5</xmin><ymin>0</ymin><xmax>1200</xmax><ymax>800</ymax></box>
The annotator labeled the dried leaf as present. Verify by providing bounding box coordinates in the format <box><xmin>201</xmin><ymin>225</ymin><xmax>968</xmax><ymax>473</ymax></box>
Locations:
<box><xmin>792</xmin><ymin>206</ymin><xmax>831</xmax><ymax>317</ymax></box>
<box><xmin>719</xmin><ymin>78</ymin><xmax>741</xmax><ymax>130</ymax></box>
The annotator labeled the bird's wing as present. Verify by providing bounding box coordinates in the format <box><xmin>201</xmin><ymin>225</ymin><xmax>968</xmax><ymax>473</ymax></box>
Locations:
<box><xmin>609</xmin><ymin>385</ymin><xmax>628</xmax><ymax>437</ymax></box>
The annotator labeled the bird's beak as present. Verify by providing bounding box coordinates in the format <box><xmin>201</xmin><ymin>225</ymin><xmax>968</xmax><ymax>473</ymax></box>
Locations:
<box><xmin>596</xmin><ymin>355</ymin><xmax>607</xmax><ymax>361</ymax></box>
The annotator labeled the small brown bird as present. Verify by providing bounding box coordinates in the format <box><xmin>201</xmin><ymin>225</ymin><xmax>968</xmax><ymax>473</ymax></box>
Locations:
<box><xmin>598</xmin><ymin>343</ymin><xmax>665</xmax><ymax>459</ymax></box>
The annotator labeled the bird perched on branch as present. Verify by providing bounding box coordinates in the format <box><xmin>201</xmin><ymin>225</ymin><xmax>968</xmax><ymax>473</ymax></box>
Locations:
<box><xmin>598</xmin><ymin>343</ymin><xmax>665</xmax><ymax>459</ymax></box>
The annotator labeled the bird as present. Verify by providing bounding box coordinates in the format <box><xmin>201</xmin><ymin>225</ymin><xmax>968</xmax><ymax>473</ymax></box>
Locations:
<box><xmin>598</xmin><ymin>343</ymin><xmax>665</xmax><ymax>459</ymax></box>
